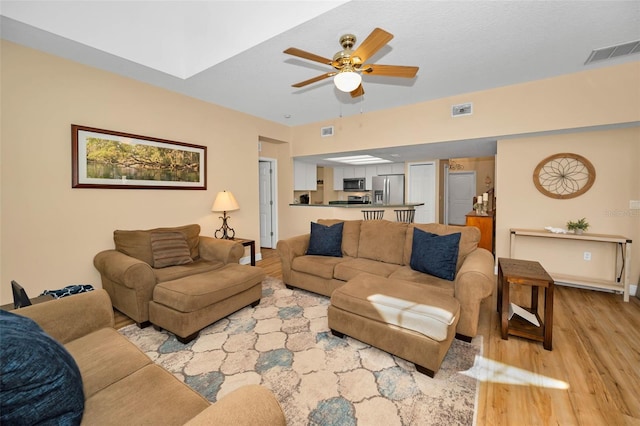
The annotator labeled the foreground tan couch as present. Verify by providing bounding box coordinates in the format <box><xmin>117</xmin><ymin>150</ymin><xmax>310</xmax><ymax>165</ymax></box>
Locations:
<box><xmin>14</xmin><ymin>290</ymin><xmax>286</xmax><ymax>425</ymax></box>
<box><xmin>94</xmin><ymin>224</ymin><xmax>244</xmax><ymax>327</ymax></box>
<box><xmin>277</xmin><ymin>219</ymin><xmax>495</xmax><ymax>339</ymax></box>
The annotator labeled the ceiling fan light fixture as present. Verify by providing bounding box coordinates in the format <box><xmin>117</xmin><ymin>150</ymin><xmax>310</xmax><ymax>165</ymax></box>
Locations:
<box><xmin>334</xmin><ymin>70</ymin><xmax>361</xmax><ymax>92</ymax></box>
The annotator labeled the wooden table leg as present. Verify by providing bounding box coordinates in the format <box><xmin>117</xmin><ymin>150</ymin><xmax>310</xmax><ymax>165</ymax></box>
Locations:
<box><xmin>497</xmin><ymin>265</ymin><xmax>504</xmax><ymax>313</ymax></box>
<box><xmin>501</xmin><ymin>280</ymin><xmax>510</xmax><ymax>340</ymax></box>
<box><xmin>543</xmin><ymin>284</ymin><xmax>554</xmax><ymax>350</ymax></box>
<box><xmin>531</xmin><ymin>286</ymin><xmax>539</xmax><ymax>316</ymax></box>
<box><xmin>249</xmin><ymin>241</ymin><xmax>256</xmax><ymax>266</ymax></box>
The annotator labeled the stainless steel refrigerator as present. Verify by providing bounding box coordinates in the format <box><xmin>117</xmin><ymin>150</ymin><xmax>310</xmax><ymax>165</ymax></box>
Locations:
<box><xmin>372</xmin><ymin>174</ymin><xmax>405</xmax><ymax>205</ymax></box>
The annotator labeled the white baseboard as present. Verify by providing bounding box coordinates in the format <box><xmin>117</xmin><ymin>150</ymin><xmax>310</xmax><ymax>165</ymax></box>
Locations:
<box><xmin>240</xmin><ymin>252</ymin><xmax>262</xmax><ymax>265</ymax></box>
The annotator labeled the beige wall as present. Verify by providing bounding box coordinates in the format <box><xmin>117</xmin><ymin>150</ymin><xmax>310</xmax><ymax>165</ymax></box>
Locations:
<box><xmin>496</xmin><ymin>129</ymin><xmax>639</xmax><ymax>285</ymax></box>
<box><xmin>290</xmin><ymin>62</ymin><xmax>640</xmax><ymax>156</ymax></box>
<box><xmin>2</xmin><ymin>39</ymin><xmax>639</xmax><ymax>303</ymax></box>
<box><xmin>0</xmin><ymin>41</ymin><xmax>290</xmax><ymax>303</ymax></box>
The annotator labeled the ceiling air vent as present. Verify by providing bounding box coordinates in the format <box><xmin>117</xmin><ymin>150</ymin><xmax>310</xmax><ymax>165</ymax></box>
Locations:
<box><xmin>585</xmin><ymin>40</ymin><xmax>640</xmax><ymax>65</ymax></box>
<box><xmin>452</xmin><ymin>102</ymin><xmax>472</xmax><ymax>117</ymax></box>
<box><xmin>320</xmin><ymin>126</ymin><xmax>334</xmax><ymax>137</ymax></box>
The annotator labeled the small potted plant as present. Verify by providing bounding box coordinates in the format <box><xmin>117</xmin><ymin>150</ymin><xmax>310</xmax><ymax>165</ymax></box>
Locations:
<box><xmin>567</xmin><ymin>217</ymin><xmax>589</xmax><ymax>234</ymax></box>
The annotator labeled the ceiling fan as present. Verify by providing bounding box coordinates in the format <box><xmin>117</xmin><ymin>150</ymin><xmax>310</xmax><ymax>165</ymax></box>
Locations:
<box><xmin>283</xmin><ymin>28</ymin><xmax>419</xmax><ymax>98</ymax></box>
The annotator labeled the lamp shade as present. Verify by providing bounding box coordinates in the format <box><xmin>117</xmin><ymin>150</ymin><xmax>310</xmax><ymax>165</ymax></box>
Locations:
<box><xmin>334</xmin><ymin>71</ymin><xmax>362</xmax><ymax>92</ymax></box>
<box><xmin>211</xmin><ymin>191</ymin><xmax>239</xmax><ymax>212</ymax></box>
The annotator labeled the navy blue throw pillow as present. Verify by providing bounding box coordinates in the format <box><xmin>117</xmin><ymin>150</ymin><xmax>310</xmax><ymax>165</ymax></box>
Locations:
<box><xmin>0</xmin><ymin>310</ymin><xmax>84</xmax><ymax>425</ymax></box>
<box><xmin>410</xmin><ymin>228</ymin><xmax>461</xmax><ymax>281</ymax></box>
<box><xmin>306</xmin><ymin>221</ymin><xmax>344</xmax><ymax>257</ymax></box>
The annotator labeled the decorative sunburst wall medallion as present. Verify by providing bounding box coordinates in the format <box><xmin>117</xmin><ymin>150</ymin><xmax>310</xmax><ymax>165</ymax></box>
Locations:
<box><xmin>533</xmin><ymin>153</ymin><xmax>596</xmax><ymax>199</ymax></box>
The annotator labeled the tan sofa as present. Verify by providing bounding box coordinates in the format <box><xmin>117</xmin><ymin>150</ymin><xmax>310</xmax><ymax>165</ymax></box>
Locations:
<box><xmin>94</xmin><ymin>224</ymin><xmax>244</xmax><ymax>327</ymax></box>
<box><xmin>277</xmin><ymin>219</ymin><xmax>495</xmax><ymax>339</ymax></box>
<box><xmin>13</xmin><ymin>290</ymin><xmax>286</xmax><ymax>425</ymax></box>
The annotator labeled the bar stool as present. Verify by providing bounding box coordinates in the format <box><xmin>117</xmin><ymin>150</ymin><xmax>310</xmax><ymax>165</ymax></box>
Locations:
<box><xmin>394</xmin><ymin>209</ymin><xmax>415</xmax><ymax>223</ymax></box>
<box><xmin>362</xmin><ymin>210</ymin><xmax>385</xmax><ymax>220</ymax></box>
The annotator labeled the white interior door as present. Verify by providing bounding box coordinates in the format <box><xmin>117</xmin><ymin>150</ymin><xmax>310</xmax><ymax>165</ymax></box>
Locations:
<box><xmin>259</xmin><ymin>160</ymin><xmax>275</xmax><ymax>248</ymax></box>
<box><xmin>408</xmin><ymin>162</ymin><xmax>436</xmax><ymax>223</ymax></box>
<box><xmin>447</xmin><ymin>171</ymin><xmax>476</xmax><ymax>225</ymax></box>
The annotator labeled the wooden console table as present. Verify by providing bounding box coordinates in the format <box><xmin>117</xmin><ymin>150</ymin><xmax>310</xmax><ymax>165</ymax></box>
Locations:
<box><xmin>510</xmin><ymin>228</ymin><xmax>632</xmax><ymax>302</ymax></box>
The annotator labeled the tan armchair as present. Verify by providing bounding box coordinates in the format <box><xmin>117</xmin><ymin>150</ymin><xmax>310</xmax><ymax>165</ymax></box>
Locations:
<box><xmin>94</xmin><ymin>224</ymin><xmax>243</xmax><ymax>327</ymax></box>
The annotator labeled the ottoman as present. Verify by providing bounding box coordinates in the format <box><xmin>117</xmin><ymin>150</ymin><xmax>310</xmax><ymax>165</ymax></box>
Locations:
<box><xmin>328</xmin><ymin>273</ymin><xmax>460</xmax><ymax>377</ymax></box>
<box><xmin>149</xmin><ymin>263</ymin><xmax>265</xmax><ymax>343</ymax></box>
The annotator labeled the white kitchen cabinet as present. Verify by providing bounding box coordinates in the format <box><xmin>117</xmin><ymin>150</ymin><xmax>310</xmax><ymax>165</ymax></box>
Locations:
<box><xmin>333</xmin><ymin>167</ymin><xmax>344</xmax><ymax>190</ymax></box>
<box><xmin>391</xmin><ymin>162</ymin><xmax>406</xmax><ymax>174</ymax></box>
<box><xmin>375</xmin><ymin>164</ymin><xmax>392</xmax><ymax>175</ymax></box>
<box><xmin>376</xmin><ymin>163</ymin><xmax>405</xmax><ymax>175</ymax></box>
<box><xmin>342</xmin><ymin>167</ymin><xmax>356</xmax><ymax>179</ymax></box>
<box><xmin>365</xmin><ymin>165</ymin><xmax>377</xmax><ymax>190</ymax></box>
<box><xmin>293</xmin><ymin>160</ymin><xmax>317</xmax><ymax>191</ymax></box>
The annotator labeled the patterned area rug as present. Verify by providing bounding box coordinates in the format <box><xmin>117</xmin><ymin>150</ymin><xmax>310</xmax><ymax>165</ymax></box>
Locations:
<box><xmin>119</xmin><ymin>276</ymin><xmax>481</xmax><ymax>425</ymax></box>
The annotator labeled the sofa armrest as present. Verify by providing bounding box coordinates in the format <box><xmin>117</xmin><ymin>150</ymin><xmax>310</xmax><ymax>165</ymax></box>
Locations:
<box><xmin>184</xmin><ymin>385</ymin><xmax>286</xmax><ymax>426</ymax></box>
<box><xmin>198</xmin><ymin>236</ymin><xmax>243</xmax><ymax>264</ymax></box>
<box><xmin>94</xmin><ymin>249</ymin><xmax>156</xmax><ymax>290</ymax></box>
<box><xmin>14</xmin><ymin>289</ymin><xmax>114</xmax><ymax>344</ymax></box>
<box><xmin>453</xmin><ymin>248</ymin><xmax>495</xmax><ymax>338</ymax></box>
<box><xmin>276</xmin><ymin>234</ymin><xmax>310</xmax><ymax>283</ymax></box>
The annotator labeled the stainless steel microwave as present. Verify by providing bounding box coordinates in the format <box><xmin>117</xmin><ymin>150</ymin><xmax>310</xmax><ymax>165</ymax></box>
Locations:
<box><xmin>343</xmin><ymin>177</ymin><xmax>366</xmax><ymax>191</ymax></box>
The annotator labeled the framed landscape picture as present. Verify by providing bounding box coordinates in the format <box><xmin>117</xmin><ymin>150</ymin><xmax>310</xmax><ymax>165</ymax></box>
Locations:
<box><xmin>72</xmin><ymin>125</ymin><xmax>207</xmax><ymax>189</ymax></box>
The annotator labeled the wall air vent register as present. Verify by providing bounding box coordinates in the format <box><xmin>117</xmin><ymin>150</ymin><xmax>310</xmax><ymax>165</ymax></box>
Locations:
<box><xmin>320</xmin><ymin>126</ymin><xmax>334</xmax><ymax>137</ymax></box>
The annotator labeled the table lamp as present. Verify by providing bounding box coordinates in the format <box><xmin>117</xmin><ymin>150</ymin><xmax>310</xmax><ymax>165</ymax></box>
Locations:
<box><xmin>212</xmin><ymin>190</ymin><xmax>239</xmax><ymax>239</ymax></box>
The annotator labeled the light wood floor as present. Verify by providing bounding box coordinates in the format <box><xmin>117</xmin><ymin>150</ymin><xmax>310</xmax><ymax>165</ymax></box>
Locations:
<box><xmin>115</xmin><ymin>248</ymin><xmax>640</xmax><ymax>424</ymax></box>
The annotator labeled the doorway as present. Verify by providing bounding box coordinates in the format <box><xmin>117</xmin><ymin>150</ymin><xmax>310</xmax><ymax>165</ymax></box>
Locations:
<box><xmin>407</xmin><ymin>161</ymin><xmax>436</xmax><ymax>223</ymax></box>
<box><xmin>258</xmin><ymin>158</ymin><xmax>277</xmax><ymax>248</ymax></box>
<box><xmin>446</xmin><ymin>171</ymin><xmax>476</xmax><ymax>225</ymax></box>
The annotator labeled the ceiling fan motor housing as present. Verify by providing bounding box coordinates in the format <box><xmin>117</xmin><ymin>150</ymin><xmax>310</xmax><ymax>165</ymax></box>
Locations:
<box><xmin>333</xmin><ymin>34</ymin><xmax>360</xmax><ymax>69</ymax></box>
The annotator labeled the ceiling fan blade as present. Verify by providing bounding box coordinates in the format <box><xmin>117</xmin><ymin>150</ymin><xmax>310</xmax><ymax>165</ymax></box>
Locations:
<box><xmin>283</xmin><ymin>47</ymin><xmax>333</xmax><ymax>65</ymax></box>
<box><xmin>351</xmin><ymin>28</ymin><xmax>393</xmax><ymax>64</ymax></box>
<box><xmin>292</xmin><ymin>72</ymin><xmax>335</xmax><ymax>88</ymax></box>
<box><xmin>350</xmin><ymin>84</ymin><xmax>365</xmax><ymax>98</ymax></box>
<box><xmin>361</xmin><ymin>64</ymin><xmax>419</xmax><ymax>78</ymax></box>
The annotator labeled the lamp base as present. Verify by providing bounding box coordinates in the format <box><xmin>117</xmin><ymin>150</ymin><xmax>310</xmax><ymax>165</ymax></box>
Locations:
<box><xmin>214</xmin><ymin>212</ymin><xmax>236</xmax><ymax>239</ymax></box>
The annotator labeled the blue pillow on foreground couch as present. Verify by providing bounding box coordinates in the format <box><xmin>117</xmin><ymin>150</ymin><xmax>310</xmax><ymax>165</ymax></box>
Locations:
<box><xmin>0</xmin><ymin>310</ymin><xmax>84</xmax><ymax>425</ymax></box>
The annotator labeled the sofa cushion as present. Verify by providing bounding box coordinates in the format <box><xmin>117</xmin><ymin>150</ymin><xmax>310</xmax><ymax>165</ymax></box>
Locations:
<box><xmin>153</xmin><ymin>264</ymin><xmax>265</xmax><ymax>313</ymax></box>
<box><xmin>388</xmin><ymin>266</ymin><xmax>455</xmax><ymax>297</ymax></box>
<box><xmin>64</xmin><ymin>327</ymin><xmax>152</xmax><ymax>398</ymax></box>
<box><xmin>82</xmin><ymin>364</ymin><xmax>210</xmax><ymax>425</ymax></box>
<box><xmin>114</xmin><ymin>224</ymin><xmax>201</xmax><ymax>266</ymax></box>
<box><xmin>306</xmin><ymin>221</ymin><xmax>344</xmax><ymax>257</ymax></box>
<box><xmin>410</xmin><ymin>228</ymin><xmax>461</xmax><ymax>281</ymax></box>
<box><xmin>318</xmin><ymin>219</ymin><xmax>361</xmax><ymax>257</ymax></box>
<box><xmin>0</xmin><ymin>310</ymin><xmax>84</xmax><ymax>425</ymax></box>
<box><xmin>292</xmin><ymin>255</ymin><xmax>349</xmax><ymax>280</ymax></box>
<box><xmin>153</xmin><ymin>259</ymin><xmax>224</xmax><ymax>283</ymax></box>
<box><xmin>334</xmin><ymin>258</ymin><xmax>401</xmax><ymax>282</ymax></box>
<box><xmin>404</xmin><ymin>223</ymin><xmax>480</xmax><ymax>270</ymax></box>
<box><xmin>331</xmin><ymin>274</ymin><xmax>460</xmax><ymax>342</ymax></box>
<box><xmin>357</xmin><ymin>220</ymin><xmax>408</xmax><ymax>265</ymax></box>
<box><xmin>150</xmin><ymin>231</ymin><xmax>194</xmax><ymax>268</ymax></box>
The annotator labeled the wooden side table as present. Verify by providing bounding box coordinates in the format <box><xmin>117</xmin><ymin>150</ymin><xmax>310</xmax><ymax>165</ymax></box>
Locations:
<box><xmin>497</xmin><ymin>257</ymin><xmax>555</xmax><ymax>350</ymax></box>
<box><xmin>233</xmin><ymin>238</ymin><xmax>256</xmax><ymax>266</ymax></box>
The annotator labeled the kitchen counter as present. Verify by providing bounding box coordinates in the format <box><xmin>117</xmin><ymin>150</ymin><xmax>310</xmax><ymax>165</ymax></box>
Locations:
<box><xmin>289</xmin><ymin>203</ymin><xmax>424</xmax><ymax>208</ymax></box>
